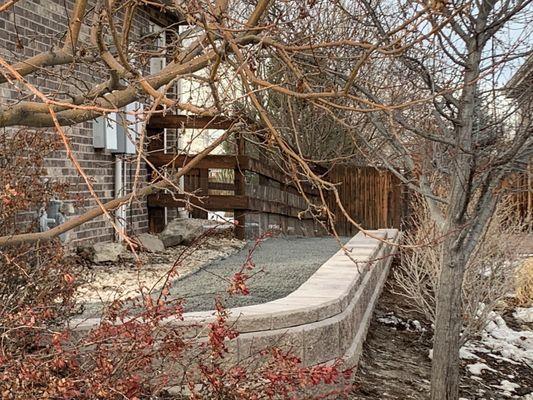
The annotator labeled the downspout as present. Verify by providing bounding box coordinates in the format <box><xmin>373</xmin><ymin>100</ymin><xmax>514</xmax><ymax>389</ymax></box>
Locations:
<box><xmin>175</xmin><ymin>78</ymin><xmax>188</xmax><ymax>219</ymax></box>
<box><xmin>164</xmin><ymin>127</ymin><xmax>168</xmax><ymax>225</ymax></box>
<box><xmin>115</xmin><ymin>155</ymin><xmax>126</xmax><ymax>240</ymax></box>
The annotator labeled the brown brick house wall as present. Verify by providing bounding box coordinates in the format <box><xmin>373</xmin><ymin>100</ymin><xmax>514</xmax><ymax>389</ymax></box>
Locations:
<box><xmin>0</xmin><ymin>1</ymin><xmax>162</xmax><ymax>244</ymax></box>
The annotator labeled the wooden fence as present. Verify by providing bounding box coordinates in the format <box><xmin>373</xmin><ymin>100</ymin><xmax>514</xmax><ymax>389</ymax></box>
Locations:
<box><xmin>146</xmin><ymin>151</ymin><xmax>322</xmax><ymax>239</ymax></box>
<box><xmin>146</xmin><ymin>115</ymin><xmax>406</xmax><ymax>238</ymax></box>
<box><xmin>326</xmin><ymin>165</ymin><xmax>405</xmax><ymax>236</ymax></box>
<box><xmin>506</xmin><ymin>161</ymin><xmax>532</xmax><ymax>230</ymax></box>
<box><xmin>147</xmin><ymin>159</ymin><xmax>406</xmax><ymax>239</ymax></box>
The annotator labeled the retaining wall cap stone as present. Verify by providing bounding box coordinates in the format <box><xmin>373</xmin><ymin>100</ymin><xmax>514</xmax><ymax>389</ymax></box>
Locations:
<box><xmin>70</xmin><ymin>229</ymin><xmax>400</xmax><ymax>335</ymax></box>
<box><xmin>178</xmin><ymin>228</ymin><xmax>397</xmax><ymax>330</ymax></box>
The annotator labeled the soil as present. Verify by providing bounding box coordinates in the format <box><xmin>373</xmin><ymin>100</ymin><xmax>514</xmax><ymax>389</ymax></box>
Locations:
<box><xmin>349</xmin><ymin>274</ymin><xmax>533</xmax><ymax>400</ymax></box>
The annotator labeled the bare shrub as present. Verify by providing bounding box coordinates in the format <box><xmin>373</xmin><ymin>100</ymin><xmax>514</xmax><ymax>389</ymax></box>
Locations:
<box><xmin>0</xmin><ymin>131</ymin><xmax>351</xmax><ymax>400</ymax></box>
<box><xmin>515</xmin><ymin>258</ymin><xmax>533</xmax><ymax>307</ymax></box>
<box><xmin>0</xmin><ymin>130</ymin><xmax>79</xmax><ymax>359</ymax></box>
<box><xmin>1</xmin><ymin>231</ymin><xmax>352</xmax><ymax>399</ymax></box>
<box><xmin>393</xmin><ymin>197</ymin><xmax>525</xmax><ymax>341</ymax></box>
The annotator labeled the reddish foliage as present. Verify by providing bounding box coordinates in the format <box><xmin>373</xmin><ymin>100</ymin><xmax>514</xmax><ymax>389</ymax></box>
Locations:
<box><xmin>1</xmin><ymin>180</ymin><xmax>351</xmax><ymax>400</ymax></box>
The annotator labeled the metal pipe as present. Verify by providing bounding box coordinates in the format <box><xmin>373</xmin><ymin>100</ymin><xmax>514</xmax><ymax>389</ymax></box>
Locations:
<box><xmin>115</xmin><ymin>156</ymin><xmax>126</xmax><ymax>239</ymax></box>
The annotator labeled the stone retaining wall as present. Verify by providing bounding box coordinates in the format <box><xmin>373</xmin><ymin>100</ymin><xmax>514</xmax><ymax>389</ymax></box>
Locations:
<box><xmin>171</xmin><ymin>228</ymin><xmax>400</xmax><ymax>367</ymax></box>
<box><xmin>74</xmin><ymin>229</ymin><xmax>400</xmax><ymax>369</ymax></box>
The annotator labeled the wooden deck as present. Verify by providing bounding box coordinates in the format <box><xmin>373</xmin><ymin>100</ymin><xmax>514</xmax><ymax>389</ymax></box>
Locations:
<box><xmin>146</xmin><ymin>114</ymin><xmax>407</xmax><ymax>238</ymax></box>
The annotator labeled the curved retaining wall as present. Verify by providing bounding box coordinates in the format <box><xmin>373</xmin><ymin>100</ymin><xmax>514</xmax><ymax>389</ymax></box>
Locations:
<box><xmin>74</xmin><ymin>229</ymin><xmax>400</xmax><ymax>368</ymax></box>
<box><xmin>170</xmin><ymin>228</ymin><xmax>400</xmax><ymax>367</ymax></box>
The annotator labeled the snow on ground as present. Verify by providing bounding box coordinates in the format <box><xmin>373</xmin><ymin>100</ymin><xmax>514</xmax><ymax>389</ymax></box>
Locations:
<box><xmin>466</xmin><ymin>362</ymin><xmax>497</xmax><ymax>376</ymax></box>
<box><xmin>464</xmin><ymin>308</ymin><xmax>533</xmax><ymax>367</ymax></box>
<box><xmin>514</xmin><ymin>307</ymin><xmax>533</xmax><ymax>324</ymax></box>
<box><xmin>376</xmin><ymin>312</ymin><xmax>427</xmax><ymax>332</ymax></box>
<box><xmin>492</xmin><ymin>380</ymin><xmax>522</xmax><ymax>397</ymax></box>
<box><xmin>460</xmin><ymin>306</ymin><xmax>533</xmax><ymax>399</ymax></box>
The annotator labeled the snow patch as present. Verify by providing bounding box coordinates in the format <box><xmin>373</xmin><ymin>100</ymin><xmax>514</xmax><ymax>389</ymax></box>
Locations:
<box><xmin>466</xmin><ymin>362</ymin><xmax>496</xmax><ymax>376</ymax></box>
<box><xmin>514</xmin><ymin>307</ymin><xmax>533</xmax><ymax>324</ymax></box>
<box><xmin>486</xmin><ymin>352</ymin><xmax>521</xmax><ymax>365</ymax></box>
<box><xmin>491</xmin><ymin>379</ymin><xmax>520</xmax><ymax>397</ymax></box>
<box><xmin>481</xmin><ymin>311</ymin><xmax>533</xmax><ymax>367</ymax></box>
<box><xmin>460</xmin><ymin>306</ymin><xmax>532</xmax><ymax>398</ymax></box>
<box><xmin>459</xmin><ymin>347</ymin><xmax>480</xmax><ymax>360</ymax></box>
<box><xmin>464</xmin><ymin>309</ymin><xmax>533</xmax><ymax>367</ymax></box>
<box><xmin>377</xmin><ymin>312</ymin><xmax>427</xmax><ymax>332</ymax></box>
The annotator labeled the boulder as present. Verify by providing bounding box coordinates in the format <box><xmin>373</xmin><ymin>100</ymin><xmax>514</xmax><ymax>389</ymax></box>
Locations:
<box><xmin>159</xmin><ymin>231</ymin><xmax>183</xmax><ymax>248</ymax></box>
<box><xmin>159</xmin><ymin>218</ymin><xmax>216</xmax><ymax>247</ymax></box>
<box><xmin>90</xmin><ymin>242</ymin><xmax>124</xmax><ymax>263</ymax></box>
<box><xmin>119</xmin><ymin>250</ymin><xmax>135</xmax><ymax>261</ymax></box>
<box><xmin>137</xmin><ymin>233</ymin><xmax>165</xmax><ymax>253</ymax></box>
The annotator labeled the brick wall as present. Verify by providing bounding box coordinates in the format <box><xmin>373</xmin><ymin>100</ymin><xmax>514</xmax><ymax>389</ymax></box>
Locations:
<box><xmin>0</xmin><ymin>1</ymin><xmax>159</xmax><ymax>245</ymax></box>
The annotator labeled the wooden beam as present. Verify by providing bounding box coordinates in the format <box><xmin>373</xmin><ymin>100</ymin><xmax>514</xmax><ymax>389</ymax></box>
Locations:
<box><xmin>148</xmin><ymin>152</ymin><xmax>249</xmax><ymax>170</ymax></box>
<box><xmin>149</xmin><ymin>152</ymin><xmax>318</xmax><ymax>196</ymax></box>
<box><xmin>234</xmin><ymin>135</ymin><xmax>246</xmax><ymax>239</ymax></box>
<box><xmin>148</xmin><ymin>115</ymin><xmax>236</xmax><ymax>130</ymax></box>
<box><xmin>208</xmin><ymin>181</ymin><xmax>235</xmax><ymax>191</ymax></box>
<box><xmin>147</xmin><ymin>193</ymin><xmax>249</xmax><ymax>210</ymax></box>
<box><xmin>193</xmin><ymin>168</ymin><xmax>209</xmax><ymax>219</ymax></box>
<box><xmin>147</xmin><ymin>193</ymin><xmax>314</xmax><ymax>219</ymax></box>
<box><xmin>247</xmin><ymin>197</ymin><xmax>313</xmax><ymax>219</ymax></box>
<box><xmin>247</xmin><ymin>158</ymin><xmax>320</xmax><ymax>196</ymax></box>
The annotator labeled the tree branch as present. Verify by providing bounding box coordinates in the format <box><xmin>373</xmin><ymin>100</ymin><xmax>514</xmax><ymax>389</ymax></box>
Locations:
<box><xmin>0</xmin><ymin>126</ymin><xmax>235</xmax><ymax>247</ymax></box>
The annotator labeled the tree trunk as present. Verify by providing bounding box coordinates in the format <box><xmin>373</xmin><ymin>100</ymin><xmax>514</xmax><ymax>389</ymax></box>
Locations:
<box><xmin>430</xmin><ymin>243</ymin><xmax>466</xmax><ymax>400</ymax></box>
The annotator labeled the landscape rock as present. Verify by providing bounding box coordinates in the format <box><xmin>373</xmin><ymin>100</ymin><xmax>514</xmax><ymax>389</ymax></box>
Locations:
<box><xmin>119</xmin><ymin>250</ymin><xmax>135</xmax><ymax>262</ymax></box>
<box><xmin>138</xmin><ymin>233</ymin><xmax>165</xmax><ymax>252</ymax></box>
<box><xmin>75</xmin><ymin>237</ymin><xmax>245</xmax><ymax>305</ymax></box>
<box><xmin>90</xmin><ymin>242</ymin><xmax>124</xmax><ymax>263</ymax></box>
<box><xmin>159</xmin><ymin>231</ymin><xmax>183</xmax><ymax>248</ymax></box>
<box><xmin>159</xmin><ymin>218</ymin><xmax>217</xmax><ymax>247</ymax></box>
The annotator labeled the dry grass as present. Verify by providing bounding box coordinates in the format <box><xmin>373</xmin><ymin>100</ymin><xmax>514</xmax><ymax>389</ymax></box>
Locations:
<box><xmin>393</xmin><ymin>197</ymin><xmax>526</xmax><ymax>340</ymax></box>
<box><xmin>515</xmin><ymin>257</ymin><xmax>533</xmax><ymax>306</ymax></box>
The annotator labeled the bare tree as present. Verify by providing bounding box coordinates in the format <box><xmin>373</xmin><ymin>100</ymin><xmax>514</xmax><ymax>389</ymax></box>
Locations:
<box><xmin>234</xmin><ymin>1</ymin><xmax>532</xmax><ymax>399</ymax></box>
<box><xmin>1</xmin><ymin>1</ymin><xmax>531</xmax><ymax>399</ymax></box>
<box><xmin>309</xmin><ymin>1</ymin><xmax>532</xmax><ymax>399</ymax></box>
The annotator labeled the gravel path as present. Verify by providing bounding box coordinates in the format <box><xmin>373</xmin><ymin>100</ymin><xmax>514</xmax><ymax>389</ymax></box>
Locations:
<box><xmin>175</xmin><ymin>236</ymin><xmax>348</xmax><ymax>312</ymax></box>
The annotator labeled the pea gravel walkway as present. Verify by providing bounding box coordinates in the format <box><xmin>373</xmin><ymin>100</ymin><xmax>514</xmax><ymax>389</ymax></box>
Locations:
<box><xmin>175</xmin><ymin>236</ymin><xmax>349</xmax><ymax>312</ymax></box>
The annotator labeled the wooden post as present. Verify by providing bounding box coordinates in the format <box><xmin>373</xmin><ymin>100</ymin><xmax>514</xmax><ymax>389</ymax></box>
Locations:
<box><xmin>147</xmin><ymin>127</ymin><xmax>166</xmax><ymax>233</ymax></box>
<box><xmin>234</xmin><ymin>133</ymin><xmax>246</xmax><ymax>239</ymax></box>
<box><xmin>401</xmin><ymin>167</ymin><xmax>411</xmax><ymax>231</ymax></box>
<box><xmin>195</xmin><ymin>168</ymin><xmax>209</xmax><ymax>219</ymax></box>
<box><xmin>526</xmin><ymin>157</ymin><xmax>533</xmax><ymax>233</ymax></box>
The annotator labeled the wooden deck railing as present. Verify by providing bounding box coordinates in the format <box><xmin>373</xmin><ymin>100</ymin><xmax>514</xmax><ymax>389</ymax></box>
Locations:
<box><xmin>147</xmin><ymin>151</ymin><xmax>321</xmax><ymax>239</ymax></box>
<box><xmin>146</xmin><ymin>115</ymin><xmax>406</xmax><ymax>238</ymax></box>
